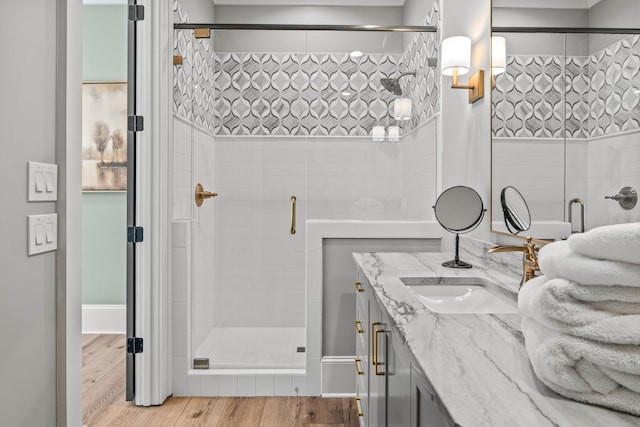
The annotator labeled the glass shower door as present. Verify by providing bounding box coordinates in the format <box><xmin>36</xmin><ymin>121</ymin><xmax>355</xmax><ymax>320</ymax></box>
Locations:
<box><xmin>188</xmin><ymin>28</ymin><xmax>308</xmax><ymax>370</ymax></box>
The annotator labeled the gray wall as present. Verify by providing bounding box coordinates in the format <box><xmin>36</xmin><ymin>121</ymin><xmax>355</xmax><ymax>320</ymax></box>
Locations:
<box><xmin>322</xmin><ymin>238</ymin><xmax>440</xmax><ymax>357</ymax></box>
<box><xmin>177</xmin><ymin>0</ymin><xmax>215</xmax><ymax>49</ymax></box>
<box><xmin>493</xmin><ymin>7</ymin><xmax>589</xmax><ymax>55</ymax></box>
<box><xmin>178</xmin><ymin>0</ymin><xmax>215</xmax><ymax>23</ymax></box>
<box><xmin>402</xmin><ymin>0</ymin><xmax>436</xmax><ymax>47</ymax></box>
<box><xmin>0</xmin><ymin>0</ymin><xmax>58</xmax><ymax>424</ymax></box>
<box><xmin>588</xmin><ymin>0</ymin><xmax>640</xmax><ymax>52</ymax></box>
<box><xmin>213</xmin><ymin>5</ymin><xmax>404</xmax><ymax>53</ymax></box>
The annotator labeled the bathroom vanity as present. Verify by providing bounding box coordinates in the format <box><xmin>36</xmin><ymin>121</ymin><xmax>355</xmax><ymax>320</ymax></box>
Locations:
<box><xmin>352</xmin><ymin>252</ymin><xmax>640</xmax><ymax>427</ymax></box>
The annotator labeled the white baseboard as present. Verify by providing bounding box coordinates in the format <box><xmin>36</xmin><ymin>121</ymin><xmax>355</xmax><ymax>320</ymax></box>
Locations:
<box><xmin>321</xmin><ymin>357</ymin><xmax>356</xmax><ymax>396</ymax></box>
<box><xmin>82</xmin><ymin>304</ymin><xmax>126</xmax><ymax>334</ymax></box>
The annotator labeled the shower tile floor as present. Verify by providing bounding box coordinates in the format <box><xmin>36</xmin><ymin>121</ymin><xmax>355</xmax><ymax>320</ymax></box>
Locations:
<box><xmin>196</xmin><ymin>327</ymin><xmax>306</xmax><ymax>369</ymax></box>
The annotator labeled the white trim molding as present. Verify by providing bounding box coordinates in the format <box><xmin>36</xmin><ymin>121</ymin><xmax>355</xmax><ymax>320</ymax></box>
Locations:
<box><xmin>82</xmin><ymin>305</ymin><xmax>127</xmax><ymax>334</ymax></box>
<box><xmin>56</xmin><ymin>0</ymin><xmax>83</xmax><ymax>425</ymax></box>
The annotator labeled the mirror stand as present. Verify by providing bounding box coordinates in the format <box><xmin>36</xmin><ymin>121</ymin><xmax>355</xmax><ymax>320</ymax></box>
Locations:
<box><xmin>442</xmin><ymin>233</ymin><xmax>473</xmax><ymax>269</ymax></box>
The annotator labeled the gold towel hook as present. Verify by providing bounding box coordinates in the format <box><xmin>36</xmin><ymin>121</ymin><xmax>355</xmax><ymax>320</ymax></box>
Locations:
<box><xmin>195</xmin><ymin>183</ymin><xmax>217</xmax><ymax>207</ymax></box>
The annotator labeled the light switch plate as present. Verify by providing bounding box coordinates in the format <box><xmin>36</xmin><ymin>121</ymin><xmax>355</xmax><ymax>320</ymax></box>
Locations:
<box><xmin>28</xmin><ymin>162</ymin><xmax>57</xmax><ymax>201</ymax></box>
<box><xmin>28</xmin><ymin>214</ymin><xmax>57</xmax><ymax>256</ymax></box>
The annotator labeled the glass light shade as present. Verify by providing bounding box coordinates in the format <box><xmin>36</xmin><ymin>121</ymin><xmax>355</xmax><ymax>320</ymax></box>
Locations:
<box><xmin>393</xmin><ymin>98</ymin><xmax>412</xmax><ymax>121</ymax></box>
<box><xmin>491</xmin><ymin>36</ymin><xmax>506</xmax><ymax>76</ymax></box>
<box><xmin>371</xmin><ymin>125</ymin><xmax>385</xmax><ymax>141</ymax></box>
<box><xmin>388</xmin><ymin>126</ymin><xmax>400</xmax><ymax>142</ymax></box>
<box><xmin>441</xmin><ymin>36</ymin><xmax>471</xmax><ymax>76</ymax></box>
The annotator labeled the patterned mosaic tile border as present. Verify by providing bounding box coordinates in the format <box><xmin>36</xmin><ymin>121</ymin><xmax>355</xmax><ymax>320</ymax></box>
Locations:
<box><xmin>213</xmin><ymin>52</ymin><xmax>400</xmax><ymax>136</ymax></box>
<box><xmin>493</xmin><ymin>35</ymin><xmax>640</xmax><ymax>140</ymax></box>
<box><xmin>173</xmin><ymin>2</ymin><xmax>216</xmax><ymax>133</ymax></box>
<box><xmin>173</xmin><ymin>1</ymin><xmax>439</xmax><ymax>137</ymax></box>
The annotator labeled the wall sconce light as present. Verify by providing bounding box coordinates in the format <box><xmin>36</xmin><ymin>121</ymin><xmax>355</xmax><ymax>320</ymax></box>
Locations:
<box><xmin>393</xmin><ymin>98</ymin><xmax>412</xmax><ymax>121</ymax></box>
<box><xmin>388</xmin><ymin>126</ymin><xmax>400</xmax><ymax>142</ymax></box>
<box><xmin>441</xmin><ymin>36</ymin><xmax>484</xmax><ymax>103</ymax></box>
<box><xmin>491</xmin><ymin>36</ymin><xmax>506</xmax><ymax>77</ymax></box>
<box><xmin>371</xmin><ymin>125</ymin><xmax>386</xmax><ymax>141</ymax></box>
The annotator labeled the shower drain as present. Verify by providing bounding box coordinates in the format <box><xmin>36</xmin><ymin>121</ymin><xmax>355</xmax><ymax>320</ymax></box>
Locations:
<box><xmin>297</xmin><ymin>347</ymin><xmax>306</xmax><ymax>353</ymax></box>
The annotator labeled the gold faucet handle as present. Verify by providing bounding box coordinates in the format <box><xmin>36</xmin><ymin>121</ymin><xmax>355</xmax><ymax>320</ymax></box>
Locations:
<box><xmin>524</xmin><ymin>237</ymin><xmax>540</xmax><ymax>259</ymax></box>
<box><xmin>195</xmin><ymin>183</ymin><xmax>217</xmax><ymax>207</ymax></box>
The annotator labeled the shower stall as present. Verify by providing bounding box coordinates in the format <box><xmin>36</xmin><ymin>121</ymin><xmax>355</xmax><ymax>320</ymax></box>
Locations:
<box><xmin>170</xmin><ymin>0</ymin><xmax>441</xmax><ymax>391</ymax></box>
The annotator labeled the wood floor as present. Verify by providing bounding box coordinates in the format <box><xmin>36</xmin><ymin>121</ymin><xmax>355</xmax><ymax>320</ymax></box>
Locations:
<box><xmin>83</xmin><ymin>334</ymin><xmax>359</xmax><ymax>427</ymax></box>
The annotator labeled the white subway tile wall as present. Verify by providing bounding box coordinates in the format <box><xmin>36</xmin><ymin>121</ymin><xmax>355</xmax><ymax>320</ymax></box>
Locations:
<box><xmin>587</xmin><ymin>133</ymin><xmax>640</xmax><ymax>228</ymax></box>
<box><xmin>492</xmin><ymin>139</ymin><xmax>570</xmax><ymax>222</ymax></box>
<box><xmin>192</xmin><ymin>128</ymin><xmax>217</xmax><ymax>349</ymax></box>
<box><xmin>173</xmin><ymin>118</ymin><xmax>193</xmax><ymax>220</ymax></box>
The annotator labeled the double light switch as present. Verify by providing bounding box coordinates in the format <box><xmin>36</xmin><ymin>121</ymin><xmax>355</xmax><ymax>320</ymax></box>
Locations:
<box><xmin>28</xmin><ymin>161</ymin><xmax>57</xmax><ymax>201</ymax></box>
<box><xmin>28</xmin><ymin>214</ymin><xmax>57</xmax><ymax>256</ymax></box>
<box><xmin>27</xmin><ymin>162</ymin><xmax>58</xmax><ymax>256</ymax></box>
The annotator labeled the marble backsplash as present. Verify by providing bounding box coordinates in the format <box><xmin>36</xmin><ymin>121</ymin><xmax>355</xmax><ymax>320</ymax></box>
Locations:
<box><xmin>460</xmin><ymin>236</ymin><xmax>524</xmax><ymax>285</ymax></box>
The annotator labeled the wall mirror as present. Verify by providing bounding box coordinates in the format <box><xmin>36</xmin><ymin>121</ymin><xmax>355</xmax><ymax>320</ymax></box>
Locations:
<box><xmin>490</xmin><ymin>0</ymin><xmax>640</xmax><ymax>241</ymax></box>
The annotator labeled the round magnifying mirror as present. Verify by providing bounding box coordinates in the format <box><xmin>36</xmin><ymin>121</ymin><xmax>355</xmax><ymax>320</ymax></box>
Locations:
<box><xmin>500</xmin><ymin>186</ymin><xmax>531</xmax><ymax>235</ymax></box>
<box><xmin>433</xmin><ymin>186</ymin><xmax>485</xmax><ymax>268</ymax></box>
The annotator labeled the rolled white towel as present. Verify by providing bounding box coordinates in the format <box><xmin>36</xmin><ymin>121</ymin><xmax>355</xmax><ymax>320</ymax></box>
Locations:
<box><xmin>568</xmin><ymin>223</ymin><xmax>640</xmax><ymax>265</ymax></box>
<box><xmin>522</xmin><ymin>317</ymin><xmax>640</xmax><ymax>416</ymax></box>
<box><xmin>538</xmin><ymin>240</ymin><xmax>640</xmax><ymax>287</ymax></box>
<box><xmin>518</xmin><ymin>275</ymin><xmax>640</xmax><ymax>344</ymax></box>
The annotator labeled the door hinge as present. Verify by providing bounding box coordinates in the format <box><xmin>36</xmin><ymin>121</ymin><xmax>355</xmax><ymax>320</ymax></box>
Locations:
<box><xmin>127</xmin><ymin>226</ymin><xmax>144</xmax><ymax>243</ymax></box>
<box><xmin>128</xmin><ymin>115</ymin><xmax>144</xmax><ymax>132</ymax></box>
<box><xmin>128</xmin><ymin>4</ymin><xmax>144</xmax><ymax>21</ymax></box>
<box><xmin>127</xmin><ymin>337</ymin><xmax>144</xmax><ymax>354</ymax></box>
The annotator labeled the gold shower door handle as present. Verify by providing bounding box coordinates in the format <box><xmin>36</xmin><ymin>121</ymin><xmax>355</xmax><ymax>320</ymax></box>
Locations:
<box><xmin>290</xmin><ymin>196</ymin><xmax>296</xmax><ymax>234</ymax></box>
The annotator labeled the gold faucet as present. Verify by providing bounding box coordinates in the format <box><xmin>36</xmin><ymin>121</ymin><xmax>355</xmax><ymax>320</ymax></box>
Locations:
<box><xmin>488</xmin><ymin>237</ymin><xmax>540</xmax><ymax>288</ymax></box>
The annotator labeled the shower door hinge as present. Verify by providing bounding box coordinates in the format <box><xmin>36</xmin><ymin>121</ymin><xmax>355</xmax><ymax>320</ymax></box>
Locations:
<box><xmin>127</xmin><ymin>226</ymin><xmax>144</xmax><ymax>243</ymax></box>
<box><xmin>128</xmin><ymin>115</ymin><xmax>144</xmax><ymax>132</ymax></box>
<box><xmin>128</xmin><ymin>4</ymin><xmax>145</xmax><ymax>22</ymax></box>
<box><xmin>127</xmin><ymin>337</ymin><xmax>143</xmax><ymax>354</ymax></box>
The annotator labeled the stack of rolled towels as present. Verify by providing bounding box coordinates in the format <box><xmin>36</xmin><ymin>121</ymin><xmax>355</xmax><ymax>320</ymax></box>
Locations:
<box><xmin>518</xmin><ymin>223</ymin><xmax>640</xmax><ymax>415</ymax></box>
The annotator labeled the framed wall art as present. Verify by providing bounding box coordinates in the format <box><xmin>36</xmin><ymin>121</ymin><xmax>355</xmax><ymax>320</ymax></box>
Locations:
<box><xmin>82</xmin><ymin>82</ymin><xmax>127</xmax><ymax>191</ymax></box>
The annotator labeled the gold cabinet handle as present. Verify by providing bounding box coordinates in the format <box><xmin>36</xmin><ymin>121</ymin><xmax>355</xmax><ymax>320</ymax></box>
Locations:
<box><xmin>290</xmin><ymin>196</ymin><xmax>296</xmax><ymax>235</ymax></box>
<box><xmin>355</xmin><ymin>397</ymin><xmax>364</xmax><ymax>417</ymax></box>
<box><xmin>355</xmin><ymin>358</ymin><xmax>364</xmax><ymax>375</ymax></box>
<box><xmin>354</xmin><ymin>281</ymin><xmax>364</xmax><ymax>292</ymax></box>
<box><xmin>195</xmin><ymin>183</ymin><xmax>217</xmax><ymax>207</ymax></box>
<box><xmin>354</xmin><ymin>320</ymin><xmax>364</xmax><ymax>334</ymax></box>
<box><xmin>371</xmin><ymin>321</ymin><xmax>381</xmax><ymax>367</ymax></box>
<box><xmin>375</xmin><ymin>329</ymin><xmax>385</xmax><ymax>376</ymax></box>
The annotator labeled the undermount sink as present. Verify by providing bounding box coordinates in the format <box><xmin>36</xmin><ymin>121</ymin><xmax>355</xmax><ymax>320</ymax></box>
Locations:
<box><xmin>400</xmin><ymin>277</ymin><xmax>517</xmax><ymax>314</ymax></box>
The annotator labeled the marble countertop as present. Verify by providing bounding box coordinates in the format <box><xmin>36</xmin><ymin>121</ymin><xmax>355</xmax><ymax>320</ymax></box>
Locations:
<box><xmin>352</xmin><ymin>251</ymin><xmax>640</xmax><ymax>427</ymax></box>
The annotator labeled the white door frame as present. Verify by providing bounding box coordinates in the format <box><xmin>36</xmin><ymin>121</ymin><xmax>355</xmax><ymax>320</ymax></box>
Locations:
<box><xmin>132</xmin><ymin>0</ymin><xmax>173</xmax><ymax>405</ymax></box>
<box><xmin>56</xmin><ymin>0</ymin><xmax>82</xmax><ymax>425</ymax></box>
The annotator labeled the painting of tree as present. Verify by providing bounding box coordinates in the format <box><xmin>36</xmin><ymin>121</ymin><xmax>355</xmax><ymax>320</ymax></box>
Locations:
<box><xmin>82</xmin><ymin>83</ymin><xmax>127</xmax><ymax>190</ymax></box>
<box><xmin>93</xmin><ymin>121</ymin><xmax>110</xmax><ymax>163</ymax></box>
<box><xmin>111</xmin><ymin>128</ymin><xmax>125</xmax><ymax>162</ymax></box>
